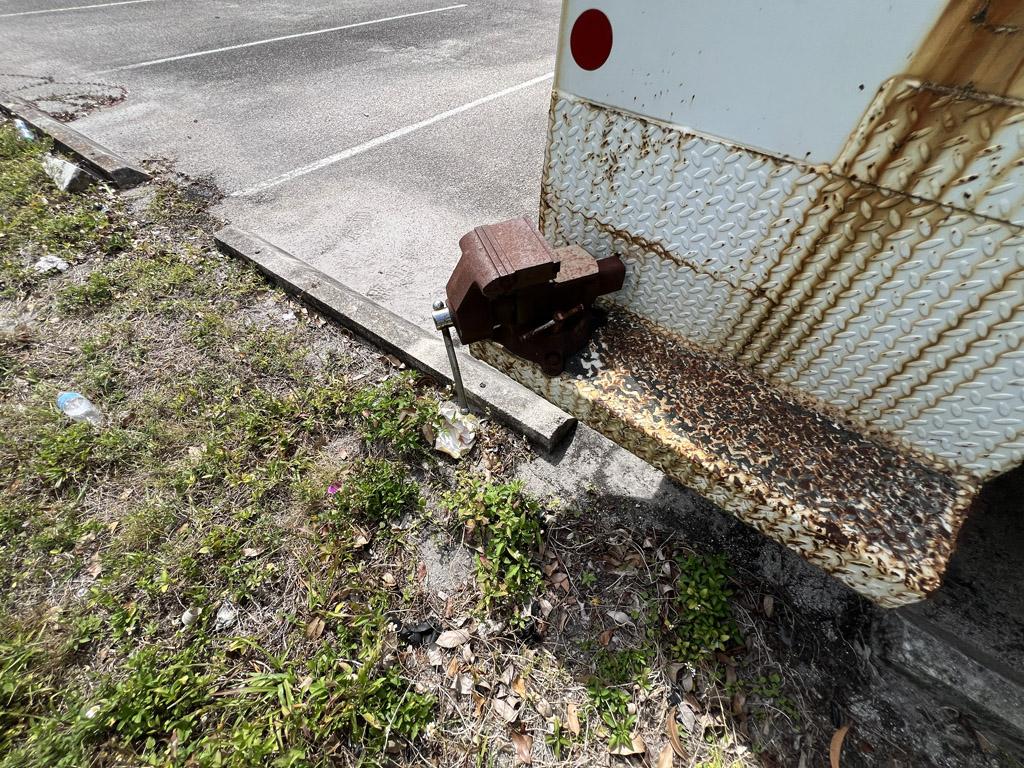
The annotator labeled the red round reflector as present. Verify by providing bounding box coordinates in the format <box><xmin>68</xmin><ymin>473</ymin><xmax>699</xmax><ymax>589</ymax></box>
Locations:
<box><xmin>570</xmin><ymin>9</ymin><xmax>613</xmax><ymax>71</ymax></box>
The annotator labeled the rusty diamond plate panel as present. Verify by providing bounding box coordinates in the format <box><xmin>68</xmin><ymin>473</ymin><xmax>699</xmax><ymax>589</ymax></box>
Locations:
<box><xmin>540</xmin><ymin>93</ymin><xmax>826</xmax><ymax>349</ymax></box>
<box><xmin>472</xmin><ymin>309</ymin><xmax>974</xmax><ymax>607</ymax></box>
<box><xmin>541</xmin><ymin>91</ymin><xmax>1024</xmax><ymax>480</ymax></box>
<box><xmin>835</xmin><ymin>78</ymin><xmax>1024</xmax><ymax>226</ymax></box>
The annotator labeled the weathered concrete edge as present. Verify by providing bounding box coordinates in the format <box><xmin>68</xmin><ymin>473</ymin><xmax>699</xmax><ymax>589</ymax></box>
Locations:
<box><xmin>880</xmin><ymin>612</ymin><xmax>1024</xmax><ymax>757</ymax></box>
<box><xmin>0</xmin><ymin>91</ymin><xmax>150</xmax><ymax>189</ymax></box>
<box><xmin>214</xmin><ymin>225</ymin><xmax>577</xmax><ymax>452</ymax></box>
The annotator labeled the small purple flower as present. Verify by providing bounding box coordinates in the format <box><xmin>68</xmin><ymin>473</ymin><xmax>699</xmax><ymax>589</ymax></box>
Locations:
<box><xmin>327</xmin><ymin>483</ymin><xmax>342</xmax><ymax>495</ymax></box>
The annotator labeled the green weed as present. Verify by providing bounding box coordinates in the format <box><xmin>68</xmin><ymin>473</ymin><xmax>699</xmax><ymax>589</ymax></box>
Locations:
<box><xmin>200</xmin><ymin>615</ymin><xmax>434</xmax><ymax>766</ymax></box>
<box><xmin>0</xmin><ymin>631</ymin><xmax>57</xmax><ymax>753</ymax></box>
<box><xmin>585</xmin><ymin>648</ymin><xmax>652</xmax><ymax>753</ymax></box>
<box><xmin>324</xmin><ymin>457</ymin><xmax>421</xmax><ymax>528</ymax></box>
<box><xmin>27</xmin><ymin>419</ymin><xmax>142</xmax><ymax>496</ymax></box>
<box><xmin>445</xmin><ymin>475</ymin><xmax>543</xmax><ymax>622</ymax></box>
<box><xmin>80</xmin><ymin>644</ymin><xmax>217</xmax><ymax>753</ymax></box>
<box><xmin>0</xmin><ymin>124</ymin><xmax>126</xmax><ymax>302</ymax></box>
<box><xmin>666</xmin><ymin>554</ymin><xmax>738</xmax><ymax>663</ymax></box>
<box><xmin>545</xmin><ymin>717</ymin><xmax>575</xmax><ymax>759</ymax></box>
<box><xmin>174</xmin><ymin>382</ymin><xmax>346</xmax><ymax>501</ymax></box>
<box><xmin>349</xmin><ymin>372</ymin><xmax>436</xmax><ymax>455</ymax></box>
<box><xmin>594</xmin><ymin>647</ymin><xmax>651</xmax><ymax>688</ymax></box>
<box><xmin>586</xmin><ymin>681</ymin><xmax>635</xmax><ymax>752</ymax></box>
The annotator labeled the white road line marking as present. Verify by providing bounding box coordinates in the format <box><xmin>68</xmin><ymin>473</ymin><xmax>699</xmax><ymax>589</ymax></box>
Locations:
<box><xmin>231</xmin><ymin>72</ymin><xmax>554</xmax><ymax>198</ymax></box>
<box><xmin>0</xmin><ymin>0</ymin><xmax>158</xmax><ymax>17</ymax></box>
<box><xmin>95</xmin><ymin>4</ymin><xmax>468</xmax><ymax>73</ymax></box>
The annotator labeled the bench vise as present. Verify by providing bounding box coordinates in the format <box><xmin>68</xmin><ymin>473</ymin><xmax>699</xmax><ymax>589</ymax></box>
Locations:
<box><xmin>442</xmin><ymin>216</ymin><xmax>625</xmax><ymax>376</ymax></box>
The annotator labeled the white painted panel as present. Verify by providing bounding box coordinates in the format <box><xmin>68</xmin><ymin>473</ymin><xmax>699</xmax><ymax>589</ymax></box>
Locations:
<box><xmin>555</xmin><ymin>0</ymin><xmax>947</xmax><ymax>164</ymax></box>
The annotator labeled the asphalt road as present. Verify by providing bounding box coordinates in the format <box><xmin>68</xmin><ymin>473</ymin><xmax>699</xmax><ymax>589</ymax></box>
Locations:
<box><xmin>0</xmin><ymin>0</ymin><xmax>560</xmax><ymax>327</ymax></box>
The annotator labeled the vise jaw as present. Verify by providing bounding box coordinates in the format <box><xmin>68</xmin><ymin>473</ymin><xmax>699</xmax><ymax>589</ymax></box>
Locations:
<box><xmin>445</xmin><ymin>216</ymin><xmax>625</xmax><ymax>375</ymax></box>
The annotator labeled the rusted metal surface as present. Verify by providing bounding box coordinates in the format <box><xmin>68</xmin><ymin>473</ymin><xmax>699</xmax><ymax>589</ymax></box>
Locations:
<box><xmin>834</xmin><ymin>78</ymin><xmax>1024</xmax><ymax>224</ymax></box>
<box><xmin>447</xmin><ymin>216</ymin><xmax>559</xmax><ymax>345</ymax></box>
<box><xmin>473</xmin><ymin>307</ymin><xmax>976</xmax><ymax>607</ymax></box>
<box><xmin>446</xmin><ymin>217</ymin><xmax>624</xmax><ymax>375</ymax></box>
<box><xmin>540</xmin><ymin>85</ymin><xmax>1024</xmax><ymax>482</ymax></box>
<box><xmin>908</xmin><ymin>0</ymin><xmax>1024</xmax><ymax>99</ymax></box>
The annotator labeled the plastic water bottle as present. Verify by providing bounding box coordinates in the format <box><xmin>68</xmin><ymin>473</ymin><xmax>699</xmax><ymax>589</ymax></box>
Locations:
<box><xmin>56</xmin><ymin>392</ymin><xmax>104</xmax><ymax>427</ymax></box>
<box><xmin>13</xmin><ymin>119</ymin><xmax>35</xmax><ymax>141</ymax></box>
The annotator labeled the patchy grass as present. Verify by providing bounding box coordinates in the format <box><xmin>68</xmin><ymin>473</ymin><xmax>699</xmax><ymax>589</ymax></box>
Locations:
<box><xmin>349</xmin><ymin>371</ymin><xmax>438</xmax><ymax>456</ymax></box>
<box><xmin>0</xmin><ymin>126</ymin><xmax>126</xmax><ymax>299</ymax></box>
<box><xmin>0</xmin><ymin>118</ymin><xmax>449</xmax><ymax>767</ymax></box>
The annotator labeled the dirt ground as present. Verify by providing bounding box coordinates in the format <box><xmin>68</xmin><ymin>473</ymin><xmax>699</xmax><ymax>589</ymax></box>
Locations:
<box><xmin>0</xmin><ymin>118</ymin><xmax>1016</xmax><ymax>767</ymax></box>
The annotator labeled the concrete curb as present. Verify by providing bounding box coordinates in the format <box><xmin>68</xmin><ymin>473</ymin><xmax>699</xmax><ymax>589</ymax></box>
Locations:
<box><xmin>881</xmin><ymin>612</ymin><xmax>1024</xmax><ymax>756</ymax></box>
<box><xmin>0</xmin><ymin>91</ymin><xmax>149</xmax><ymax>189</ymax></box>
<box><xmin>214</xmin><ymin>225</ymin><xmax>577</xmax><ymax>452</ymax></box>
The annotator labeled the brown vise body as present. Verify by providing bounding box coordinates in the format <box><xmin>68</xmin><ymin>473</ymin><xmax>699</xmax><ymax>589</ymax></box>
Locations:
<box><xmin>445</xmin><ymin>216</ymin><xmax>625</xmax><ymax>375</ymax></box>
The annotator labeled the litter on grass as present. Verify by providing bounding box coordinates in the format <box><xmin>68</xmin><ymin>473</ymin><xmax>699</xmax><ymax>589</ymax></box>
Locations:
<box><xmin>434</xmin><ymin>401</ymin><xmax>480</xmax><ymax>459</ymax></box>
<box><xmin>42</xmin><ymin>152</ymin><xmax>92</xmax><ymax>193</ymax></box>
<box><xmin>32</xmin><ymin>255</ymin><xmax>70</xmax><ymax>274</ymax></box>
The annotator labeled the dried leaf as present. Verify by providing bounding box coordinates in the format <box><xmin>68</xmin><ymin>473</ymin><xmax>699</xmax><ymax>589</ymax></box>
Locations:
<box><xmin>762</xmin><ymin>594</ymin><xmax>775</xmax><ymax>618</ymax></box>
<box><xmin>435</xmin><ymin>629</ymin><xmax>471</xmax><ymax>648</ymax></box>
<box><xmin>512</xmin><ymin>676</ymin><xmax>527</xmax><ymax>698</ymax></box>
<box><xmin>566</xmin><ymin>702</ymin><xmax>581</xmax><ymax>736</ymax></box>
<box><xmin>606</xmin><ymin>610</ymin><xmax>634</xmax><ymax>627</ymax></box>
<box><xmin>535</xmin><ymin>698</ymin><xmax>552</xmax><ymax>719</ymax></box>
<box><xmin>510</xmin><ymin>729</ymin><xmax>533</xmax><ymax>764</ymax></box>
<box><xmin>305</xmin><ymin>617</ymin><xmax>325</xmax><ymax>640</ymax></box>
<box><xmin>657</xmin><ymin>743</ymin><xmax>675</xmax><ymax>768</ymax></box>
<box><xmin>537</xmin><ymin>597</ymin><xmax>554</xmax><ymax>618</ymax></box>
<box><xmin>731</xmin><ymin>692</ymin><xmax>746</xmax><ymax>716</ymax></box>
<box><xmin>830</xmin><ymin>724</ymin><xmax>851</xmax><ymax>768</ymax></box>
<box><xmin>681</xmin><ymin>672</ymin><xmax>694</xmax><ymax>692</ymax></box>
<box><xmin>666</xmin><ymin>707</ymin><xmax>686</xmax><ymax>757</ymax></box>
<box><xmin>452</xmin><ymin>673</ymin><xmax>474</xmax><ymax>696</ymax></box>
<box><xmin>493</xmin><ymin>696</ymin><xmax>521</xmax><ymax>723</ymax></box>
<box><xmin>598</xmin><ymin>628</ymin><xmax>615</xmax><ymax>647</ymax></box>
<box><xmin>665</xmin><ymin>662</ymin><xmax>686</xmax><ymax>683</ymax></box>
<box><xmin>85</xmin><ymin>553</ymin><xmax>102</xmax><ymax>579</ymax></box>
<box><xmin>352</xmin><ymin>527</ymin><xmax>371</xmax><ymax>550</ymax></box>
<box><xmin>676</xmin><ymin>702</ymin><xmax>697</xmax><ymax>734</ymax></box>
<box><xmin>975</xmin><ymin>730</ymin><xmax>996</xmax><ymax>755</ymax></box>
<box><xmin>557</xmin><ymin>609</ymin><xmax>570</xmax><ymax>632</ymax></box>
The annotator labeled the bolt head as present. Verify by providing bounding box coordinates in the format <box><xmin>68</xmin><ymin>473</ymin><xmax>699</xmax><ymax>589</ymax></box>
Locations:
<box><xmin>432</xmin><ymin>299</ymin><xmax>445</xmax><ymax>311</ymax></box>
